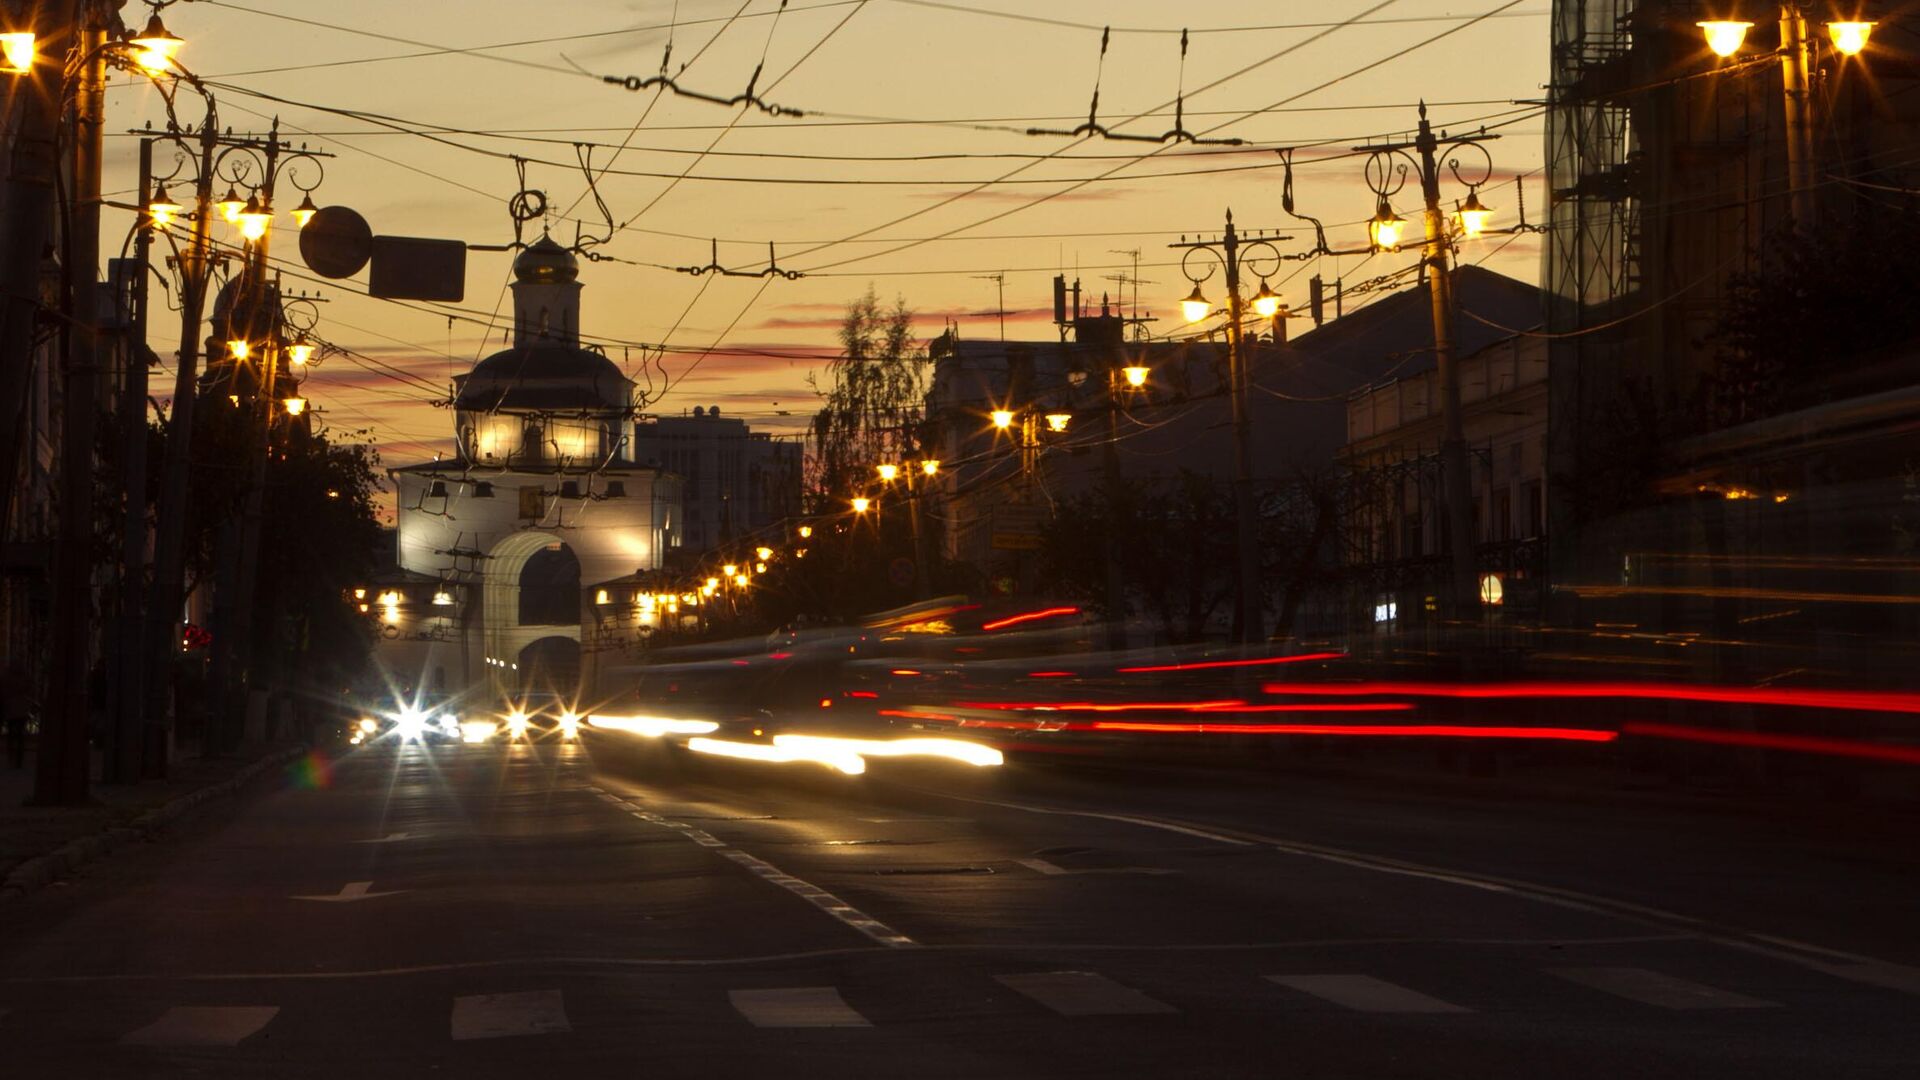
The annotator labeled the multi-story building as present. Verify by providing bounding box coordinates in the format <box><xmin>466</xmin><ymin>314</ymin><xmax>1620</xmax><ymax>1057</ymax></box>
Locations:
<box><xmin>632</xmin><ymin>407</ymin><xmax>801</xmax><ymax>555</ymax></box>
<box><xmin>1340</xmin><ymin>331</ymin><xmax>1549</xmax><ymax>630</ymax></box>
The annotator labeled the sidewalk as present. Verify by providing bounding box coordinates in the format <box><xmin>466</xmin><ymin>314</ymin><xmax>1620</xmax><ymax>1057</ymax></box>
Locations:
<box><xmin>0</xmin><ymin>741</ymin><xmax>306</xmax><ymax>892</ymax></box>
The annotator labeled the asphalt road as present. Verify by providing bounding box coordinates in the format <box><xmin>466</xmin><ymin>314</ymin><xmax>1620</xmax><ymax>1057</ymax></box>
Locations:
<box><xmin>1</xmin><ymin>736</ymin><xmax>1916</xmax><ymax>1078</ymax></box>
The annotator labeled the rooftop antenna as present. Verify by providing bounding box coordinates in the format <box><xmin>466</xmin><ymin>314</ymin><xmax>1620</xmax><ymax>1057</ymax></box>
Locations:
<box><xmin>973</xmin><ymin>271</ymin><xmax>1007</xmax><ymax>343</ymax></box>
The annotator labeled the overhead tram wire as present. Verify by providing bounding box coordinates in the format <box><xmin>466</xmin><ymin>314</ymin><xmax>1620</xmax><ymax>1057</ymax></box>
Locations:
<box><xmin>883</xmin><ymin>1</ymin><xmax>1547</xmax><ymax>35</ymax></box>
<box><xmin>782</xmin><ymin>0</ymin><xmax>1410</xmax><ymax>272</ymax></box>
<box><xmin>790</xmin><ymin>0</ymin><xmax>1531</xmax><ymax>274</ymax></box>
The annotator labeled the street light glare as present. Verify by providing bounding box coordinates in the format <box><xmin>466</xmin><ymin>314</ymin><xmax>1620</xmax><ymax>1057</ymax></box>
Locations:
<box><xmin>287</xmin><ymin>341</ymin><xmax>315</xmax><ymax>366</ymax></box>
<box><xmin>1123</xmin><ymin>365</ymin><xmax>1150</xmax><ymax>388</ymax></box>
<box><xmin>282</xmin><ymin>396</ymin><xmax>307</xmax><ymax>416</ymax></box>
<box><xmin>851</xmin><ymin>496</ymin><xmax>871</xmax><ymax>513</ymax></box>
<box><xmin>990</xmin><ymin>409</ymin><xmax>1015</xmax><ymax>430</ymax></box>
<box><xmin>129</xmin><ymin>13</ymin><xmax>185</xmax><ymax>75</ymax></box>
<box><xmin>1370</xmin><ymin>198</ymin><xmax>1406</xmax><ymax>250</ymax></box>
<box><xmin>1456</xmin><ymin>190</ymin><xmax>1494</xmax><ymax>239</ymax></box>
<box><xmin>1251</xmin><ymin>280</ymin><xmax>1282</xmax><ymax>319</ymax></box>
<box><xmin>227</xmin><ymin>339</ymin><xmax>251</xmax><ymax>361</ymax></box>
<box><xmin>148</xmin><ymin>185</ymin><xmax>183</xmax><ymax>230</ymax></box>
<box><xmin>797</xmin><ymin>525</ymin><xmax>813</xmax><ymax>539</ymax></box>
<box><xmin>217</xmin><ymin>185</ymin><xmax>246</xmax><ymax>223</ymax></box>
<box><xmin>1180</xmin><ymin>283</ymin><xmax>1211</xmax><ymax>324</ymax></box>
<box><xmin>1829</xmin><ymin>21</ymin><xmax>1873</xmax><ymax>57</ymax></box>
<box><xmin>1045</xmin><ymin>412</ymin><xmax>1071</xmax><ymax>433</ymax></box>
<box><xmin>1698</xmin><ymin>20</ymin><xmax>1752</xmax><ymax>58</ymax></box>
<box><xmin>876</xmin><ymin>463</ymin><xmax>899</xmax><ymax>482</ymax></box>
<box><xmin>0</xmin><ymin>32</ymin><xmax>34</xmax><ymax>75</ymax></box>
<box><xmin>921</xmin><ymin>459</ymin><xmax>940</xmax><ymax>476</ymax></box>
<box><xmin>238</xmin><ymin>196</ymin><xmax>271</xmax><ymax>242</ymax></box>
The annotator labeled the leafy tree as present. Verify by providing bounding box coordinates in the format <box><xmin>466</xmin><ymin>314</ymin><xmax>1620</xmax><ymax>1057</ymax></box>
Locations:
<box><xmin>807</xmin><ymin>288</ymin><xmax>927</xmax><ymax>509</ymax></box>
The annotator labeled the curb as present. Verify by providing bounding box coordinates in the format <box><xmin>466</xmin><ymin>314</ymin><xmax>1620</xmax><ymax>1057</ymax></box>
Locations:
<box><xmin>0</xmin><ymin>744</ymin><xmax>308</xmax><ymax>904</ymax></box>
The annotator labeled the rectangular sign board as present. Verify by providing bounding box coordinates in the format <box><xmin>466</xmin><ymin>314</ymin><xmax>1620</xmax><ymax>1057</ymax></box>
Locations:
<box><xmin>369</xmin><ymin>236</ymin><xmax>467</xmax><ymax>302</ymax></box>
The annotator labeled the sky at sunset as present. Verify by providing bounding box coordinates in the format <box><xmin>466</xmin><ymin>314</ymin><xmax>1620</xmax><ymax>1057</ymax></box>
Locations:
<box><xmin>101</xmin><ymin>0</ymin><xmax>1551</xmax><ymax>508</ymax></box>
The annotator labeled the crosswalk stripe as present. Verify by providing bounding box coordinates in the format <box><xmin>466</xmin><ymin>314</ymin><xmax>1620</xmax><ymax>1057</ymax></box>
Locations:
<box><xmin>1266</xmin><ymin>974</ymin><xmax>1469</xmax><ymax>1013</ymax></box>
<box><xmin>729</xmin><ymin>987</ymin><xmax>871</xmax><ymax>1028</ymax></box>
<box><xmin>995</xmin><ymin>971</ymin><xmax>1177</xmax><ymax>1016</ymax></box>
<box><xmin>450</xmin><ymin>990</ymin><xmax>571</xmax><ymax>1040</ymax></box>
<box><xmin>122</xmin><ymin>1006</ymin><xmax>279</xmax><ymax>1047</ymax></box>
<box><xmin>1548</xmin><ymin>967</ymin><xmax>1778</xmax><ymax>1010</ymax></box>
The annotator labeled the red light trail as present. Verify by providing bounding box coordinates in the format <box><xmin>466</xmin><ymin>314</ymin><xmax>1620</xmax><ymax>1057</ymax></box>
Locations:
<box><xmin>980</xmin><ymin>606</ymin><xmax>1081</xmax><ymax>632</ymax></box>
<box><xmin>1623</xmin><ymin>721</ymin><xmax>1920</xmax><ymax>765</ymax></box>
<box><xmin>1086</xmin><ymin>722</ymin><xmax>1618</xmax><ymax>741</ymax></box>
<box><xmin>1260</xmin><ymin>680</ymin><xmax>1920</xmax><ymax>715</ymax></box>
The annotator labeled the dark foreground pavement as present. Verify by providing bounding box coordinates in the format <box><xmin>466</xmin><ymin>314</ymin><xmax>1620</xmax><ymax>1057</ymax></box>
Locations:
<box><xmin>0</xmin><ymin>736</ymin><xmax>1915</xmax><ymax>1078</ymax></box>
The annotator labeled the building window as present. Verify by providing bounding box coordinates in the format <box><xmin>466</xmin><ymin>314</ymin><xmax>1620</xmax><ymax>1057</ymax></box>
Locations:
<box><xmin>428</xmin><ymin>480</ymin><xmax>447</xmax><ymax>498</ymax></box>
<box><xmin>606</xmin><ymin>480</ymin><xmax>626</xmax><ymax>497</ymax></box>
<box><xmin>518</xmin><ymin>487</ymin><xmax>544</xmax><ymax>519</ymax></box>
<box><xmin>560</xmin><ymin>480</ymin><xmax>580</xmax><ymax>498</ymax></box>
<box><xmin>1494</xmin><ymin>486</ymin><xmax>1512</xmax><ymax>542</ymax></box>
<box><xmin>1526</xmin><ymin>480</ymin><xmax>1544</xmax><ymax>537</ymax></box>
<box><xmin>474</xmin><ymin>481</ymin><xmax>495</xmax><ymax>498</ymax></box>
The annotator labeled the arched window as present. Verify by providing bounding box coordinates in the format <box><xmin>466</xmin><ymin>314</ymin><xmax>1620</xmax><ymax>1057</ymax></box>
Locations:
<box><xmin>518</xmin><ymin>544</ymin><xmax>580</xmax><ymax>625</ymax></box>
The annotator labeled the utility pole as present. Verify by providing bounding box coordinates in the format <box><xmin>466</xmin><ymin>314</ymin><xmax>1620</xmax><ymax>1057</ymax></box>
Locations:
<box><xmin>1412</xmin><ymin>109</ymin><xmax>1482</xmax><ymax>620</ymax></box>
<box><xmin>106</xmin><ymin>137</ymin><xmax>155</xmax><ymax>784</ymax></box>
<box><xmin>1169</xmin><ymin>212</ymin><xmax>1268</xmax><ymax>644</ymax></box>
<box><xmin>1776</xmin><ymin>6</ymin><xmax>1816</xmax><ymax>229</ymax></box>
<box><xmin>37</xmin><ymin>0</ymin><xmax>107</xmax><ymax>805</ymax></box>
<box><xmin>142</xmin><ymin>116</ymin><xmax>219</xmax><ymax>775</ymax></box>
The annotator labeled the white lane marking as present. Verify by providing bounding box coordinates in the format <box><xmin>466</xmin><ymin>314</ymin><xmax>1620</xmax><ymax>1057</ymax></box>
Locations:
<box><xmin>729</xmin><ymin>987</ymin><xmax>871</xmax><ymax>1028</ymax></box>
<box><xmin>929</xmin><ymin>792</ymin><xmax>1252</xmax><ymax>846</ymax></box>
<box><xmin>913</xmin><ymin>788</ymin><xmax>1920</xmax><ymax>994</ymax></box>
<box><xmin>1267</xmin><ymin>974</ymin><xmax>1468</xmax><ymax>1014</ymax></box>
<box><xmin>122</xmin><ymin>1006</ymin><xmax>279</xmax><ymax>1047</ymax></box>
<box><xmin>450</xmin><ymin>990</ymin><xmax>571</xmax><ymax>1040</ymax></box>
<box><xmin>1548</xmin><ymin>967</ymin><xmax>1778</xmax><ymax>1010</ymax></box>
<box><xmin>5</xmin><ymin>935</ymin><xmax>1696</xmax><ymax>983</ymax></box>
<box><xmin>592</xmin><ymin>786</ymin><xmax>917</xmax><ymax>949</ymax></box>
<box><xmin>352</xmin><ymin>832</ymin><xmax>423</xmax><ymax>844</ymax></box>
<box><xmin>290</xmin><ymin>880</ymin><xmax>405</xmax><ymax>903</ymax></box>
<box><xmin>1016</xmin><ymin>857</ymin><xmax>1177</xmax><ymax>877</ymax></box>
<box><xmin>996</xmin><ymin>971</ymin><xmax>1177</xmax><ymax>1016</ymax></box>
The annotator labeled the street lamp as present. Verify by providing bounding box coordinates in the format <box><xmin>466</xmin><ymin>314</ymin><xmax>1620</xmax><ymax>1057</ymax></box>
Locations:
<box><xmin>1250</xmin><ymin>279</ymin><xmax>1282</xmax><ymax>319</ymax></box>
<box><xmin>921</xmin><ymin>459</ymin><xmax>940</xmax><ymax>476</ymax></box>
<box><xmin>0</xmin><ymin>30</ymin><xmax>32</xmax><ymax>75</ymax></box>
<box><xmin>282</xmin><ymin>396</ymin><xmax>306</xmax><ymax>416</ymax></box>
<box><xmin>286</xmin><ymin>337</ymin><xmax>314</xmax><ymax>367</ymax></box>
<box><xmin>1455</xmin><ymin>189</ymin><xmax>1494</xmax><ymax>239</ymax></box>
<box><xmin>876</xmin><ymin>462</ymin><xmax>899</xmax><ymax>482</ymax></box>
<box><xmin>237</xmin><ymin>194</ymin><xmax>271</xmax><ymax>242</ymax></box>
<box><xmin>1368</xmin><ymin>196</ymin><xmax>1406</xmax><ymax>251</ymax></box>
<box><xmin>1044</xmin><ymin>412</ymin><xmax>1071</xmax><ymax>434</ymax></box>
<box><xmin>1180</xmin><ymin>283</ymin><xmax>1211</xmax><ymax>324</ymax></box>
<box><xmin>990</xmin><ymin>409</ymin><xmax>1014</xmax><ymax>430</ymax></box>
<box><xmin>1123</xmin><ymin>365</ymin><xmax>1150</xmax><ymax>388</ymax></box>
<box><xmin>129</xmin><ymin>12</ymin><xmax>186</xmax><ymax>75</ymax></box>
<box><xmin>797</xmin><ymin>525</ymin><xmax>812</xmax><ymax>539</ymax></box>
<box><xmin>227</xmin><ymin>339</ymin><xmax>250</xmax><ymax>361</ymax></box>
<box><xmin>216</xmin><ymin>184</ymin><xmax>246</xmax><ymax>223</ymax></box>
<box><xmin>1698</xmin><ymin>20</ymin><xmax>1753</xmax><ymax>57</ymax></box>
<box><xmin>755</xmin><ymin>546</ymin><xmax>773</xmax><ymax>561</ymax></box>
<box><xmin>851</xmin><ymin>496</ymin><xmax>871</xmax><ymax>514</ymax></box>
<box><xmin>1829</xmin><ymin>21</ymin><xmax>1874</xmax><ymax>57</ymax></box>
<box><xmin>291</xmin><ymin>192</ymin><xmax>319</xmax><ymax>228</ymax></box>
<box><xmin>723</xmin><ymin>563</ymin><xmax>738</xmax><ymax>577</ymax></box>
<box><xmin>147</xmin><ymin>184</ymin><xmax>183</xmax><ymax>230</ymax></box>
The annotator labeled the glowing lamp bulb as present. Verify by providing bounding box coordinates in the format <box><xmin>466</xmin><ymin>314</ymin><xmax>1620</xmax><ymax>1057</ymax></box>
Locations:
<box><xmin>217</xmin><ymin>186</ymin><xmax>246</xmax><ymax>223</ymax></box>
<box><xmin>1</xmin><ymin>32</ymin><xmax>34</xmax><ymax>75</ymax></box>
<box><xmin>282</xmin><ymin>396</ymin><xmax>307</xmax><ymax>416</ymax></box>
<box><xmin>1828</xmin><ymin>21</ymin><xmax>1873</xmax><ymax>57</ymax></box>
<box><xmin>851</xmin><ymin>497</ymin><xmax>871</xmax><ymax>513</ymax></box>
<box><xmin>734</xmin><ymin>573</ymin><xmax>750</xmax><ymax>587</ymax></box>
<box><xmin>755</xmin><ymin>546</ymin><xmax>772</xmax><ymax>561</ymax></box>
<box><xmin>148</xmin><ymin>184</ymin><xmax>183</xmax><ymax>230</ymax></box>
<box><xmin>129</xmin><ymin>14</ymin><xmax>184</xmax><ymax>75</ymax></box>
<box><xmin>723</xmin><ymin>564</ymin><xmax>737</xmax><ymax>577</ymax></box>
<box><xmin>1180</xmin><ymin>283</ymin><xmax>1211</xmax><ymax>324</ymax></box>
<box><xmin>990</xmin><ymin>409</ymin><xmax>1014</xmax><ymax>430</ymax></box>
<box><xmin>1456</xmin><ymin>190</ymin><xmax>1494</xmax><ymax>239</ymax></box>
<box><xmin>1251</xmin><ymin>280</ymin><xmax>1282</xmax><ymax>319</ymax></box>
<box><xmin>291</xmin><ymin>192</ymin><xmax>319</xmax><ymax>228</ymax></box>
<box><xmin>1123</xmin><ymin>365</ymin><xmax>1150</xmax><ymax>388</ymax></box>
<box><xmin>1044</xmin><ymin>412</ymin><xmax>1071</xmax><ymax>433</ymax></box>
<box><xmin>876</xmin><ymin>463</ymin><xmax>899</xmax><ymax>482</ymax></box>
<box><xmin>921</xmin><ymin>459</ymin><xmax>940</xmax><ymax>476</ymax></box>
<box><xmin>1698</xmin><ymin>20</ymin><xmax>1752</xmax><ymax>58</ymax></box>
<box><xmin>227</xmin><ymin>339</ymin><xmax>251</xmax><ymax>361</ymax></box>
<box><xmin>237</xmin><ymin>196</ymin><xmax>271</xmax><ymax>242</ymax></box>
<box><xmin>754</xmin><ymin>562</ymin><xmax>767</xmax><ymax>574</ymax></box>
<box><xmin>705</xmin><ymin>576</ymin><xmax>719</xmax><ymax>589</ymax></box>
<box><xmin>287</xmin><ymin>341</ymin><xmax>315</xmax><ymax>366</ymax></box>
<box><xmin>798</xmin><ymin>525</ymin><xmax>813</xmax><ymax>539</ymax></box>
<box><xmin>1370</xmin><ymin>198</ymin><xmax>1405</xmax><ymax>251</ymax></box>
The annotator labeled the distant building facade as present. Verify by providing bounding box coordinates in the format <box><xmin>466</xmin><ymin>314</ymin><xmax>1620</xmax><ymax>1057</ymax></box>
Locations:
<box><xmin>633</xmin><ymin>407</ymin><xmax>801</xmax><ymax>555</ymax></box>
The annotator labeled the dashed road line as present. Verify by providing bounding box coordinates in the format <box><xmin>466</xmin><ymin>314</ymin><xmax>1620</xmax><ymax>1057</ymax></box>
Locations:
<box><xmin>730</xmin><ymin>987</ymin><xmax>871</xmax><ymax>1028</ymax></box>
<box><xmin>592</xmin><ymin>785</ymin><xmax>917</xmax><ymax>949</ymax></box>
<box><xmin>1267</xmin><ymin>974</ymin><xmax>1469</xmax><ymax>1013</ymax></box>
<box><xmin>1548</xmin><ymin>966</ymin><xmax>1777</xmax><ymax>1010</ymax></box>
<box><xmin>121</xmin><ymin>1006</ymin><xmax>279</xmax><ymax>1047</ymax></box>
<box><xmin>450</xmin><ymin>989</ymin><xmax>572</xmax><ymax>1040</ymax></box>
<box><xmin>996</xmin><ymin>971</ymin><xmax>1177</xmax><ymax>1016</ymax></box>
